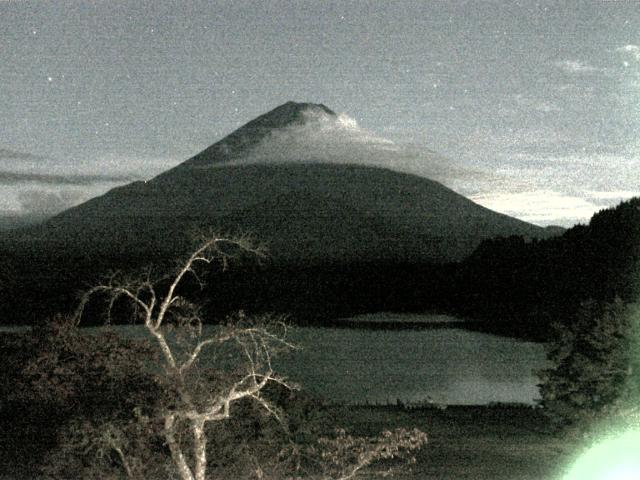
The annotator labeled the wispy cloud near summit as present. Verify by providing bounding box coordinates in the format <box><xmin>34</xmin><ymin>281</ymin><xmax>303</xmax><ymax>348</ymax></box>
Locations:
<box><xmin>220</xmin><ymin>108</ymin><xmax>471</xmax><ymax>188</ymax></box>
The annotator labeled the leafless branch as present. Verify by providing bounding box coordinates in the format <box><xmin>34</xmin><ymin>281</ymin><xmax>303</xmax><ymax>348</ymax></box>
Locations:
<box><xmin>70</xmin><ymin>233</ymin><xmax>297</xmax><ymax>480</ymax></box>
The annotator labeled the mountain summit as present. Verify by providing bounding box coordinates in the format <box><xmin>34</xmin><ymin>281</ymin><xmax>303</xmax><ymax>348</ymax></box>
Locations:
<box><xmin>181</xmin><ymin>101</ymin><xmax>336</xmax><ymax>168</ymax></box>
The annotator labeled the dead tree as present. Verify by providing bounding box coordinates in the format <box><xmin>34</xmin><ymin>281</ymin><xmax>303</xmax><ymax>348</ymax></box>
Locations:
<box><xmin>74</xmin><ymin>234</ymin><xmax>296</xmax><ymax>480</ymax></box>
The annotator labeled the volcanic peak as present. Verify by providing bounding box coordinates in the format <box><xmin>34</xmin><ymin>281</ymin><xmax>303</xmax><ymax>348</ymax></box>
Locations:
<box><xmin>182</xmin><ymin>101</ymin><xmax>336</xmax><ymax>168</ymax></box>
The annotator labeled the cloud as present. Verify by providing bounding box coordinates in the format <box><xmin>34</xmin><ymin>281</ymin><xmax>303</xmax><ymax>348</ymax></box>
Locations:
<box><xmin>0</xmin><ymin>148</ymin><xmax>45</xmax><ymax>161</ymax></box>
<box><xmin>90</xmin><ymin>154</ymin><xmax>182</xmax><ymax>178</ymax></box>
<box><xmin>0</xmin><ymin>170</ymin><xmax>137</xmax><ymax>185</ymax></box>
<box><xmin>512</xmin><ymin>94</ymin><xmax>561</xmax><ymax>113</ymax></box>
<box><xmin>220</xmin><ymin>108</ymin><xmax>475</xmax><ymax>186</ymax></box>
<box><xmin>554</xmin><ymin>60</ymin><xmax>602</xmax><ymax>74</ymax></box>
<box><xmin>460</xmin><ymin>126</ymin><xmax>578</xmax><ymax>158</ymax></box>
<box><xmin>464</xmin><ymin>151</ymin><xmax>640</xmax><ymax>226</ymax></box>
<box><xmin>16</xmin><ymin>189</ymin><xmax>87</xmax><ymax>216</ymax></box>
<box><xmin>469</xmin><ymin>190</ymin><xmax>605</xmax><ymax>227</ymax></box>
<box><xmin>0</xmin><ymin>149</ymin><xmax>182</xmax><ymax>219</ymax></box>
<box><xmin>585</xmin><ymin>190</ymin><xmax>638</xmax><ymax>206</ymax></box>
<box><xmin>617</xmin><ymin>44</ymin><xmax>640</xmax><ymax>61</ymax></box>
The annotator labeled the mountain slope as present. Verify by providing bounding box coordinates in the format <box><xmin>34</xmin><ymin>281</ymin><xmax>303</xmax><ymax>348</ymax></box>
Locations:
<box><xmin>27</xmin><ymin>161</ymin><xmax>549</xmax><ymax>264</ymax></box>
<box><xmin>13</xmin><ymin>101</ymin><xmax>558</xmax><ymax>265</ymax></box>
<box><xmin>166</xmin><ymin>101</ymin><xmax>336</xmax><ymax>171</ymax></box>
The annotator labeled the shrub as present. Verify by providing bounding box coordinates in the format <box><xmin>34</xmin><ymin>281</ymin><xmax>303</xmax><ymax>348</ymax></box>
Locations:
<box><xmin>538</xmin><ymin>298</ymin><xmax>637</xmax><ymax>432</ymax></box>
<box><xmin>14</xmin><ymin>235</ymin><xmax>427</xmax><ymax>479</ymax></box>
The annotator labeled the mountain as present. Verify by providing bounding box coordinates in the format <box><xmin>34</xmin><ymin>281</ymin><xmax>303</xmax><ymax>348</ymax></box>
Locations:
<box><xmin>12</xmin><ymin>101</ymin><xmax>555</xmax><ymax>265</ymax></box>
<box><xmin>0</xmin><ymin>102</ymin><xmax>566</xmax><ymax>324</ymax></box>
<box><xmin>167</xmin><ymin>101</ymin><xmax>337</xmax><ymax>170</ymax></box>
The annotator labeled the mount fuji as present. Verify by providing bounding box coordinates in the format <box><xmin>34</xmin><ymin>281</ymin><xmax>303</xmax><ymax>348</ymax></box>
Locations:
<box><xmin>14</xmin><ymin>102</ymin><xmax>555</xmax><ymax>265</ymax></box>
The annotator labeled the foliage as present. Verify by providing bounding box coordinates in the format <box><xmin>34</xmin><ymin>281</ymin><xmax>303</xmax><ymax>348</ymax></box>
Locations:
<box><xmin>309</xmin><ymin>427</ymin><xmax>427</xmax><ymax>480</ymax></box>
<box><xmin>0</xmin><ymin>315</ymin><xmax>167</xmax><ymax>478</ymax></box>
<box><xmin>538</xmin><ymin>298</ymin><xmax>637</xmax><ymax>432</ymax></box>
<box><xmin>15</xmin><ymin>234</ymin><xmax>427</xmax><ymax>479</ymax></box>
<box><xmin>459</xmin><ymin>197</ymin><xmax>640</xmax><ymax>339</ymax></box>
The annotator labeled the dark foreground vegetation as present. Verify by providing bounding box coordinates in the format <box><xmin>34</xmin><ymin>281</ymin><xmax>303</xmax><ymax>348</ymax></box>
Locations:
<box><xmin>0</xmin><ymin>384</ymin><xmax>574</xmax><ymax>480</ymax></box>
<box><xmin>1</xmin><ymin>199</ymin><xmax>638</xmax><ymax>478</ymax></box>
<box><xmin>1</xmin><ymin>198</ymin><xmax>639</xmax><ymax>343</ymax></box>
<box><xmin>0</xmin><ymin>321</ymin><xmax>573</xmax><ymax>479</ymax></box>
<box><xmin>0</xmin><ymin>236</ymin><xmax>430</xmax><ymax>480</ymax></box>
<box><xmin>2</xmin><ymin>314</ymin><xmax>637</xmax><ymax>480</ymax></box>
<box><xmin>334</xmin><ymin>405</ymin><xmax>576</xmax><ymax>480</ymax></box>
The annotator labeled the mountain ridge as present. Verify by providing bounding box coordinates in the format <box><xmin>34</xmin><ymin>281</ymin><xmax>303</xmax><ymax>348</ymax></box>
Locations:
<box><xmin>33</xmin><ymin>161</ymin><xmax>553</xmax><ymax>264</ymax></box>
<box><xmin>0</xmin><ymin>101</ymin><xmax>566</xmax><ymax>324</ymax></box>
<box><xmin>17</xmin><ymin>101</ymin><xmax>560</xmax><ymax>265</ymax></box>
<box><xmin>170</xmin><ymin>101</ymin><xmax>336</xmax><ymax>171</ymax></box>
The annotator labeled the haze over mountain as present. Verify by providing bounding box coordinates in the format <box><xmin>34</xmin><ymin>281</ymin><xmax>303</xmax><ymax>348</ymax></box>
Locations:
<box><xmin>15</xmin><ymin>102</ymin><xmax>558</xmax><ymax>265</ymax></box>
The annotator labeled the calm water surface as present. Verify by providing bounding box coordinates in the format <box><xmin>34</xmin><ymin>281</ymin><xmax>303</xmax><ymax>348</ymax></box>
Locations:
<box><xmin>2</xmin><ymin>315</ymin><xmax>549</xmax><ymax>406</ymax></box>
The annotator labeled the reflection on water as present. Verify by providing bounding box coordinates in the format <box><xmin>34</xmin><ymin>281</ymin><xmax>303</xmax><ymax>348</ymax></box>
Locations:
<box><xmin>273</xmin><ymin>326</ymin><xmax>548</xmax><ymax>406</ymax></box>
<box><xmin>0</xmin><ymin>317</ymin><xmax>549</xmax><ymax>406</ymax></box>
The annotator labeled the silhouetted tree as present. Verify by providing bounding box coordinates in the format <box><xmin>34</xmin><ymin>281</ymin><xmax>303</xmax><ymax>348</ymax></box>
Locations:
<box><xmin>538</xmin><ymin>298</ymin><xmax>637</xmax><ymax>432</ymax></box>
<box><xmin>18</xmin><ymin>234</ymin><xmax>427</xmax><ymax>479</ymax></box>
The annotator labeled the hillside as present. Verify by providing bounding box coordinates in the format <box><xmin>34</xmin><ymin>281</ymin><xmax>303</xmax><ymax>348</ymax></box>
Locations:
<box><xmin>24</xmin><ymin>162</ymin><xmax>550</xmax><ymax>264</ymax></box>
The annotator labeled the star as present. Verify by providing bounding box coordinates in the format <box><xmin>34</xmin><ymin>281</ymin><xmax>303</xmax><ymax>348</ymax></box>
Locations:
<box><xmin>47</xmin><ymin>76</ymin><xmax>53</xmax><ymax>82</ymax></box>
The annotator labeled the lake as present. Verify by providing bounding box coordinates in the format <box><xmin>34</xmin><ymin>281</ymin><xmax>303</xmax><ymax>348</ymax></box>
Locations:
<box><xmin>273</xmin><ymin>322</ymin><xmax>548</xmax><ymax>406</ymax></box>
<box><xmin>1</xmin><ymin>314</ymin><xmax>549</xmax><ymax>406</ymax></box>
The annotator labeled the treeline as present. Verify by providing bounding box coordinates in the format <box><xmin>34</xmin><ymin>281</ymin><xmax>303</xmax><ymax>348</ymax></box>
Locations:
<box><xmin>452</xmin><ymin>197</ymin><xmax>640</xmax><ymax>339</ymax></box>
<box><xmin>1</xmin><ymin>198</ymin><xmax>638</xmax><ymax>341</ymax></box>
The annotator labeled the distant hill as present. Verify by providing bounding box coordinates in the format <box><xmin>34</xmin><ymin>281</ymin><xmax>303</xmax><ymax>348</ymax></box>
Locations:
<box><xmin>0</xmin><ymin>213</ymin><xmax>48</xmax><ymax>231</ymax></box>
<box><xmin>0</xmin><ymin>148</ymin><xmax>47</xmax><ymax>162</ymax></box>
<box><xmin>450</xmin><ymin>197</ymin><xmax>640</xmax><ymax>339</ymax></box>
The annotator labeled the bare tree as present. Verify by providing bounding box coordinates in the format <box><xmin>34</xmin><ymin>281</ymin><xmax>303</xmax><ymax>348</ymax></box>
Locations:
<box><xmin>58</xmin><ymin>233</ymin><xmax>429</xmax><ymax>480</ymax></box>
<box><xmin>74</xmin><ymin>234</ymin><xmax>297</xmax><ymax>480</ymax></box>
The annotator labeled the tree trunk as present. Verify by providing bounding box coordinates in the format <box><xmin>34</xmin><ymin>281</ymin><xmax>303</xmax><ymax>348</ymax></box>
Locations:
<box><xmin>164</xmin><ymin>414</ymin><xmax>195</xmax><ymax>480</ymax></box>
<box><xmin>193</xmin><ymin>418</ymin><xmax>208</xmax><ymax>480</ymax></box>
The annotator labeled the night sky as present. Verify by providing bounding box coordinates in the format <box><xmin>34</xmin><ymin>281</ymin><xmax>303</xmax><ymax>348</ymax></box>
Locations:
<box><xmin>1</xmin><ymin>0</ymin><xmax>639</xmax><ymax>226</ymax></box>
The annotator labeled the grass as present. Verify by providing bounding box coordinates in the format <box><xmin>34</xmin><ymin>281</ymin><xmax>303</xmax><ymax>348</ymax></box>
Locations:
<box><xmin>0</xmin><ymin>400</ymin><xmax>581</xmax><ymax>480</ymax></box>
<box><xmin>326</xmin><ymin>405</ymin><xmax>577</xmax><ymax>480</ymax></box>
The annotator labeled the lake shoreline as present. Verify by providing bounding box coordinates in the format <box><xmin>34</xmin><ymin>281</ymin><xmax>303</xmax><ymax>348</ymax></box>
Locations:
<box><xmin>0</xmin><ymin>318</ymin><xmax>546</xmax><ymax>343</ymax></box>
<box><xmin>1</xmin><ymin>314</ymin><xmax>549</xmax><ymax>406</ymax></box>
<box><xmin>0</xmin><ymin>402</ymin><xmax>573</xmax><ymax>480</ymax></box>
